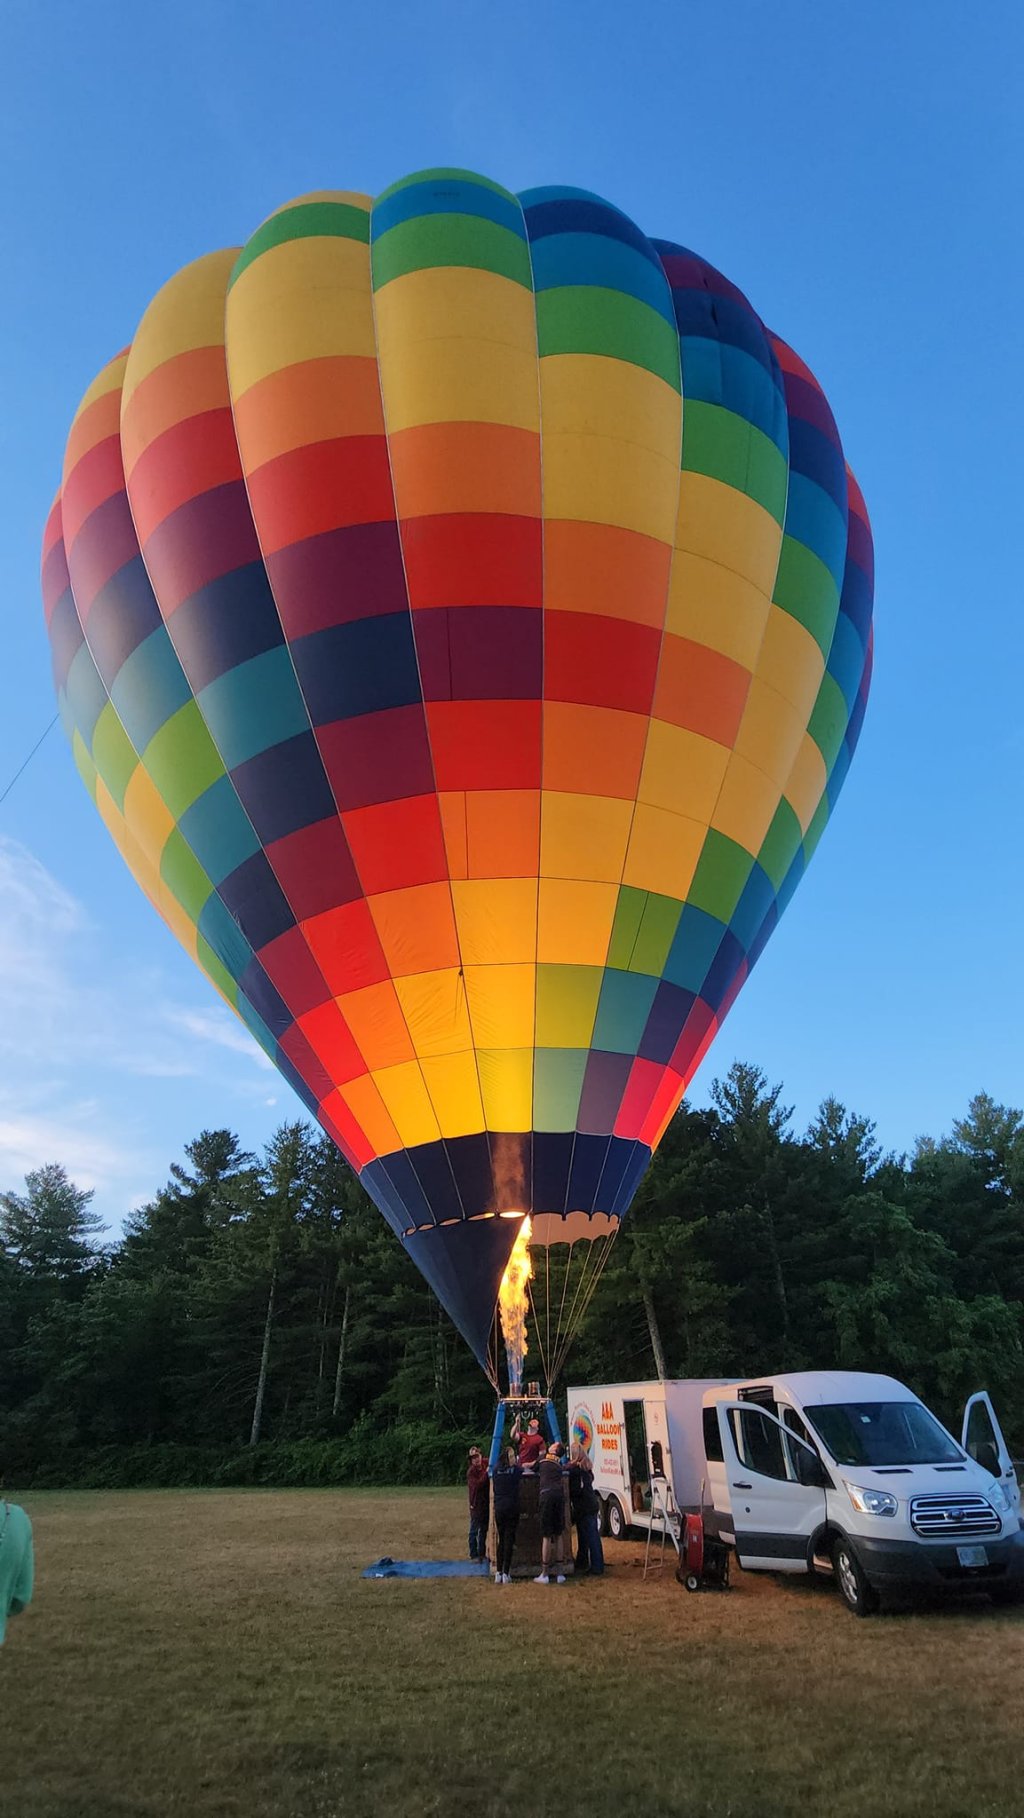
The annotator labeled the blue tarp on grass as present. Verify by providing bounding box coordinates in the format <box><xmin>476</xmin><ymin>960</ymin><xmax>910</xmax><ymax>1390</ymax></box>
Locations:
<box><xmin>362</xmin><ymin>1557</ymin><xmax>490</xmax><ymax>1579</ymax></box>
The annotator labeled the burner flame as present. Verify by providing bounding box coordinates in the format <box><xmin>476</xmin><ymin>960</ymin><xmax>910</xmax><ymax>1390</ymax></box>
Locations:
<box><xmin>497</xmin><ymin>1215</ymin><xmax>532</xmax><ymax>1395</ymax></box>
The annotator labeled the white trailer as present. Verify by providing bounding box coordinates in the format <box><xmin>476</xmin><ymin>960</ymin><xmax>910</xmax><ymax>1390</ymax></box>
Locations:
<box><xmin>566</xmin><ymin>1378</ymin><xmax>730</xmax><ymax>1540</ymax></box>
<box><xmin>567</xmin><ymin>1371</ymin><xmax>1023</xmax><ymax>1613</ymax></box>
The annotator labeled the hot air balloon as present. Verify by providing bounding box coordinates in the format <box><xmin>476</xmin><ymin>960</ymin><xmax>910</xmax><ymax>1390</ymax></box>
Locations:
<box><xmin>41</xmin><ymin>170</ymin><xmax>873</xmax><ymax>1393</ymax></box>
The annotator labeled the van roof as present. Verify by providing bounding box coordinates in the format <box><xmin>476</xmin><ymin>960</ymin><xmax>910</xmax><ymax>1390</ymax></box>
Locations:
<box><xmin>727</xmin><ymin>1370</ymin><xmax>916</xmax><ymax>1405</ymax></box>
<box><xmin>567</xmin><ymin>1372</ymin><xmax>923</xmax><ymax>1407</ymax></box>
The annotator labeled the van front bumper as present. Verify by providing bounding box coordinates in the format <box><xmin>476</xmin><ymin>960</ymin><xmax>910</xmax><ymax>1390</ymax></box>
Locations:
<box><xmin>852</xmin><ymin>1525</ymin><xmax>1024</xmax><ymax>1593</ymax></box>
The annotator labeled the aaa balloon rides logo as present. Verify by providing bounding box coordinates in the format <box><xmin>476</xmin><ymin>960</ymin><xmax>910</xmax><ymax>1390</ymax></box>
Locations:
<box><xmin>42</xmin><ymin>171</ymin><xmax>873</xmax><ymax>1387</ymax></box>
<box><xmin>571</xmin><ymin>1408</ymin><xmax>596</xmax><ymax>1454</ymax></box>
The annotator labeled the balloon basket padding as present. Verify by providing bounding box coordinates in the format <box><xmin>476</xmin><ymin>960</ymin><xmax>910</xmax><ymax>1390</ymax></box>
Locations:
<box><xmin>486</xmin><ymin>1471</ymin><xmax>575</xmax><ymax>1580</ymax></box>
<box><xmin>486</xmin><ymin>1395</ymin><xmax>573</xmax><ymax>1579</ymax></box>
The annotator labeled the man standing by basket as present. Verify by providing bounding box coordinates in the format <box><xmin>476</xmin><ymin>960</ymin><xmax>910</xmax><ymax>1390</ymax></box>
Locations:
<box><xmin>466</xmin><ymin>1446</ymin><xmax>490</xmax><ymax>1564</ymax></box>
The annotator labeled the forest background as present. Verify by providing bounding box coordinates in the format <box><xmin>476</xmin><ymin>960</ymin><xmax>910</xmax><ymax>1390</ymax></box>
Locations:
<box><xmin>3</xmin><ymin>1061</ymin><xmax>1023</xmax><ymax>1488</ymax></box>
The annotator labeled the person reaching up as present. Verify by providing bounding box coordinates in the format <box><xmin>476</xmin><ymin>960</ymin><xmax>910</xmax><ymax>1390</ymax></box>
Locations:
<box><xmin>535</xmin><ymin>1443</ymin><xmax>567</xmax><ymax>1585</ymax></box>
<box><xmin>513</xmin><ymin>1416</ymin><xmax>546</xmax><ymax>1470</ymax></box>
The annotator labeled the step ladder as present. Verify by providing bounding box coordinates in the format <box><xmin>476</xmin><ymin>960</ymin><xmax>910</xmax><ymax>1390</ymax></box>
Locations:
<box><xmin>642</xmin><ymin>1479</ymin><xmax>681</xmax><ymax>1579</ymax></box>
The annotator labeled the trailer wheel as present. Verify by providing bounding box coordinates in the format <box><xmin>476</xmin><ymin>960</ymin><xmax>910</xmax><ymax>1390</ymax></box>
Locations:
<box><xmin>593</xmin><ymin>1496</ymin><xmax>607</xmax><ymax>1537</ymax></box>
<box><xmin>832</xmin><ymin>1535</ymin><xmax>878</xmax><ymax>1617</ymax></box>
<box><xmin>684</xmin><ymin>1571</ymin><xmax>701</xmax><ymax>1593</ymax></box>
<box><xmin>605</xmin><ymin>1496</ymin><xmax>628</xmax><ymax>1541</ymax></box>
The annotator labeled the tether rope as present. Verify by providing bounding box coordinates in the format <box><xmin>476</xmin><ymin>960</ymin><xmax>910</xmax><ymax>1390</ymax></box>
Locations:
<box><xmin>0</xmin><ymin>714</ymin><xmax>58</xmax><ymax>809</ymax></box>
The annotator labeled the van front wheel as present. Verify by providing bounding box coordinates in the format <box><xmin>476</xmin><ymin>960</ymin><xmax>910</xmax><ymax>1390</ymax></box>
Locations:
<box><xmin>605</xmin><ymin>1496</ymin><xmax>628</xmax><ymax>1541</ymax></box>
<box><xmin>832</xmin><ymin>1536</ymin><xmax>878</xmax><ymax>1616</ymax></box>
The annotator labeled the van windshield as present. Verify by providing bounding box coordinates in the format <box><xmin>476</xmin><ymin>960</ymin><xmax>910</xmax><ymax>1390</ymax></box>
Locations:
<box><xmin>804</xmin><ymin>1402</ymin><xmax>963</xmax><ymax>1467</ymax></box>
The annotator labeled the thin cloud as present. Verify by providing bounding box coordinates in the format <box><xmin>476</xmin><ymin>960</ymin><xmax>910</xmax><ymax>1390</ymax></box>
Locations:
<box><xmin>0</xmin><ymin>837</ymin><xmax>269</xmax><ymax>1080</ymax></box>
<box><xmin>0</xmin><ymin>836</ymin><xmax>88</xmax><ymax>1052</ymax></box>
<box><xmin>0</xmin><ymin>838</ymin><xmax>291</xmax><ymax>1207</ymax></box>
<box><xmin>0</xmin><ymin>1103</ymin><xmax>147</xmax><ymax>1214</ymax></box>
<box><xmin>0</xmin><ymin>836</ymin><xmax>121</xmax><ymax>1069</ymax></box>
<box><xmin>162</xmin><ymin>1005</ymin><xmax>274</xmax><ymax>1071</ymax></box>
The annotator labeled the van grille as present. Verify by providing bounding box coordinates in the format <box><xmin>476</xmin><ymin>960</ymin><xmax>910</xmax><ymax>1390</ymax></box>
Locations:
<box><xmin>909</xmin><ymin>1494</ymin><xmax>1000</xmax><ymax>1538</ymax></box>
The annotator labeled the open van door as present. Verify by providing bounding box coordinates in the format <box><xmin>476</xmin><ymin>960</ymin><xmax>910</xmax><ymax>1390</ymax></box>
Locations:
<box><xmin>716</xmin><ymin>1401</ymin><xmax>829</xmax><ymax>1572</ymax></box>
<box><xmin>962</xmin><ymin>1392</ymin><xmax>1020</xmax><ymax>1515</ymax></box>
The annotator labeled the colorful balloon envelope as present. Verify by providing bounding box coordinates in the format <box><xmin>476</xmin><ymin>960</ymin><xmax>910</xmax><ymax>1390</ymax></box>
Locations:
<box><xmin>42</xmin><ymin>170</ymin><xmax>873</xmax><ymax>1385</ymax></box>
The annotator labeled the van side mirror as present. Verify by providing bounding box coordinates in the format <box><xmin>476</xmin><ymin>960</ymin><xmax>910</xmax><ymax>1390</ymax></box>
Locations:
<box><xmin>793</xmin><ymin>1444</ymin><xmax>829</xmax><ymax>1489</ymax></box>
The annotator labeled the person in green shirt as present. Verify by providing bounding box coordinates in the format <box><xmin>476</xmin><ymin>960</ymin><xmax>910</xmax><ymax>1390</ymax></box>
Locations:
<box><xmin>0</xmin><ymin>1500</ymin><xmax>34</xmax><ymax>1645</ymax></box>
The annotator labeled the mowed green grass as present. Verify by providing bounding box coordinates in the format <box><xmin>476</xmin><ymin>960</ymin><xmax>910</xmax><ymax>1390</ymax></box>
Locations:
<box><xmin>4</xmin><ymin>1488</ymin><xmax>1023</xmax><ymax>1818</ymax></box>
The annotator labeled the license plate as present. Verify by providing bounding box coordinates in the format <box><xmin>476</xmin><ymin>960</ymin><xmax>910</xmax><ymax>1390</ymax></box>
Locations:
<box><xmin>957</xmin><ymin>1544</ymin><xmax>988</xmax><ymax>1567</ymax></box>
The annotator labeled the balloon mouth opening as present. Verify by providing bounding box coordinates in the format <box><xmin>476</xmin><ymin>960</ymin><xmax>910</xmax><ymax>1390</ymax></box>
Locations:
<box><xmin>497</xmin><ymin>1215</ymin><xmax>532</xmax><ymax>1396</ymax></box>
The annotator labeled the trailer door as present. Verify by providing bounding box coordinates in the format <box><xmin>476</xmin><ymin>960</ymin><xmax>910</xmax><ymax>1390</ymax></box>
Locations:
<box><xmin>643</xmin><ymin>1395</ymin><xmax>675</xmax><ymax>1499</ymax></box>
<box><xmin>623</xmin><ymin>1398</ymin><xmax>651</xmax><ymax>1515</ymax></box>
<box><xmin>716</xmin><ymin>1401</ymin><xmax>827</xmax><ymax>1572</ymax></box>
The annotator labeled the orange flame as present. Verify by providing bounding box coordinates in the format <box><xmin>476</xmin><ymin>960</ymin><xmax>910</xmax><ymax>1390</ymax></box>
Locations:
<box><xmin>498</xmin><ymin>1215</ymin><xmax>532</xmax><ymax>1394</ymax></box>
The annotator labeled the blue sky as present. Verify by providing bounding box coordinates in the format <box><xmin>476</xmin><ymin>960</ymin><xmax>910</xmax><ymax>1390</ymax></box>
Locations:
<box><xmin>1</xmin><ymin>0</ymin><xmax>1021</xmax><ymax>1225</ymax></box>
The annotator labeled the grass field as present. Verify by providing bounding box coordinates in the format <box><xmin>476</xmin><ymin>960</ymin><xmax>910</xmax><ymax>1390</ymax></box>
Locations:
<box><xmin>3</xmin><ymin>1487</ymin><xmax>1023</xmax><ymax>1817</ymax></box>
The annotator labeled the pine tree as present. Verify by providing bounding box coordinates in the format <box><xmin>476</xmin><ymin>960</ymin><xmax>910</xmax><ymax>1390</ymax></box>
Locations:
<box><xmin>0</xmin><ymin>1163</ymin><xmax>104</xmax><ymax>1284</ymax></box>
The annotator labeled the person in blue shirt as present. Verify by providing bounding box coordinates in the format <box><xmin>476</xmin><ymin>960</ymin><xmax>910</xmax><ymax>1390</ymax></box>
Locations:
<box><xmin>0</xmin><ymin>1499</ymin><xmax>34</xmax><ymax>1645</ymax></box>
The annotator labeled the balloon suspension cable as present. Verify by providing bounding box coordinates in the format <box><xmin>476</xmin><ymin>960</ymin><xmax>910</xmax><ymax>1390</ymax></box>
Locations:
<box><xmin>522</xmin><ymin>1224</ymin><xmax>620</xmax><ymax>1395</ymax></box>
<box><xmin>528</xmin><ymin>1239</ymin><xmax>555</xmax><ymax>1395</ymax></box>
<box><xmin>528</xmin><ymin>1293</ymin><xmax>550</xmax><ymax>1400</ymax></box>
<box><xmin>489</xmin><ymin>1217</ymin><xmax>621</xmax><ymax>1395</ymax></box>
<box><xmin>552</xmin><ymin>1241</ymin><xmax>575</xmax><ymax>1371</ymax></box>
<box><xmin>545</xmin><ymin>1227</ymin><xmax>619</xmax><ymax>1389</ymax></box>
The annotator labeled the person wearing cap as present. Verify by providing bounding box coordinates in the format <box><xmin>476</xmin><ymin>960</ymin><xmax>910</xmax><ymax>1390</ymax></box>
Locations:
<box><xmin>0</xmin><ymin>1498</ymin><xmax>34</xmax><ymax>1646</ymax></box>
<box><xmin>466</xmin><ymin>1446</ymin><xmax>490</xmax><ymax>1563</ymax></box>
<box><xmin>513</xmin><ymin>1416</ymin><xmax>546</xmax><ymax>1471</ymax></box>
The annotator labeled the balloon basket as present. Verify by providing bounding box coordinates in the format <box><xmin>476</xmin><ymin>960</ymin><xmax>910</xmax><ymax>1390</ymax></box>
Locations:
<box><xmin>486</xmin><ymin>1396</ymin><xmax>574</xmax><ymax>1581</ymax></box>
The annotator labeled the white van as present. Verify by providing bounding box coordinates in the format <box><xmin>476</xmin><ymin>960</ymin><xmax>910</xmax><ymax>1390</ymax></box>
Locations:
<box><xmin>566</xmin><ymin>1372</ymin><xmax>1023</xmax><ymax>1614</ymax></box>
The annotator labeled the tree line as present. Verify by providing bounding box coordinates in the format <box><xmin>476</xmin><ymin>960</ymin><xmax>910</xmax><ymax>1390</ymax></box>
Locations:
<box><xmin>2</xmin><ymin>1062</ymin><xmax>1023</xmax><ymax>1487</ymax></box>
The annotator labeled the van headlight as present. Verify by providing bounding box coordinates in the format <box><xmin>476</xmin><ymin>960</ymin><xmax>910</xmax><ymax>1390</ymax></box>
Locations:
<box><xmin>844</xmin><ymin>1482</ymin><xmax>898</xmax><ymax>1517</ymax></box>
<box><xmin>986</xmin><ymin>1480</ymin><xmax>1014</xmax><ymax>1514</ymax></box>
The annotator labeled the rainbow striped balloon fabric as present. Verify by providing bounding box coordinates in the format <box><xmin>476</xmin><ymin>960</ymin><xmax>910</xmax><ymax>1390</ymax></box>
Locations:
<box><xmin>42</xmin><ymin>171</ymin><xmax>873</xmax><ymax>1373</ymax></box>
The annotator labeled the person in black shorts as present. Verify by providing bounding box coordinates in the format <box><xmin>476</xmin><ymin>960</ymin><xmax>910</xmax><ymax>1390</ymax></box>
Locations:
<box><xmin>535</xmin><ymin>1443</ymin><xmax>567</xmax><ymax>1584</ymax></box>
